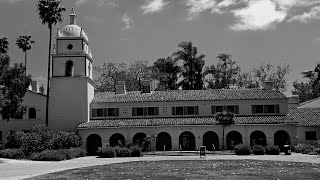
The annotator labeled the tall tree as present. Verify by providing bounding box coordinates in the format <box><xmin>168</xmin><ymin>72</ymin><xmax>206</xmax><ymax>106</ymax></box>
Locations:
<box><xmin>127</xmin><ymin>60</ymin><xmax>154</xmax><ymax>91</ymax></box>
<box><xmin>204</xmin><ymin>53</ymin><xmax>240</xmax><ymax>89</ymax></box>
<box><xmin>94</xmin><ymin>62</ymin><xmax>127</xmax><ymax>92</ymax></box>
<box><xmin>173</xmin><ymin>41</ymin><xmax>205</xmax><ymax>90</ymax></box>
<box><xmin>253</xmin><ymin>62</ymin><xmax>290</xmax><ymax>92</ymax></box>
<box><xmin>153</xmin><ymin>57</ymin><xmax>180</xmax><ymax>90</ymax></box>
<box><xmin>37</xmin><ymin>0</ymin><xmax>65</xmax><ymax>126</ymax></box>
<box><xmin>0</xmin><ymin>37</ymin><xmax>9</xmax><ymax>54</ymax></box>
<box><xmin>215</xmin><ymin>111</ymin><xmax>234</xmax><ymax>150</ymax></box>
<box><xmin>16</xmin><ymin>35</ymin><xmax>35</xmax><ymax>75</ymax></box>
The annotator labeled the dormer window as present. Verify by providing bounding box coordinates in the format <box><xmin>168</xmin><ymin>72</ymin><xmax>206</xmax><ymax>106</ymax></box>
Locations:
<box><xmin>65</xmin><ymin>60</ymin><xmax>74</xmax><ymax>77</ymax></box>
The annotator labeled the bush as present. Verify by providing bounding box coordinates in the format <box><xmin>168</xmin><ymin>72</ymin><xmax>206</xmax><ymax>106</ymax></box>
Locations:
<box><xmin>0</xmin><ymin>148</ymin><xmax>26</xmax><ymax>159</ymax></box>
<box><xmin>252</xmin><ymin>145</ymin><xmax>265</xmax><ymax>155</ymax></box>
<box><xmin>4</xmin><ymin>131</ymin><xmax>25</xmax><ymax>149</ymax></box>
<box><xmin>130</xmin><ymin>146</ymin><xmax>141</xmax><ymax>157</ymax></box>
<box><xmin>234</xmin><ymin>144</ymin><xmax>251</xmax><ymax>155</ymax></box>
<box><xmin>115</xmin><ymin>146</ymin><xmax>131</xmax><ymax>157</ymax></box>
<box><xmin>301</xmin><ymin>146</ymin><xmax>314</xmax><ymax>154</ymax></box>
<box><xmin>294</xmin><ymin>143</ymin><xmax>306</xmax><ymax>153</ymax></box>
<box><xmin>97</xmin><ymin>147</ymin><xmax>115</xmax><ymax>158</ymax></box>
<box><xmin>49</xmin><ymin>132</ymin><xmax>82</xmax><ymax>150</ymax></box>
<box><xmin>66</xmin><ymin>148</ymin><xmax>86</xmax><ymax>159</ymax></box>
<box><xmin>315</xmin><ymin>148</ymin><xmax>320</xmax><ymax>155</ymax></box>
<box><xmin>29</xmin><ymin>150</ymin><xmax>67</xmax><ymax>161</ymax></box>
<box><xmin>265</xmin><ymin>145</ymin><xmax>280</xmax><ymax>155</ymax></box>
<box><xmin>312</xmin><ymin>140</ymin><xmax>320</xmax><ymax>148</ymax></box>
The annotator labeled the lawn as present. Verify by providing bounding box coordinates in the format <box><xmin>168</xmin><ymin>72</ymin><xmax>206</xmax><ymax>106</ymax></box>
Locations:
<box><xmin>27</xmin><ymin>160</ymin><xmax>320</xmax><ymax>180</ymax></box>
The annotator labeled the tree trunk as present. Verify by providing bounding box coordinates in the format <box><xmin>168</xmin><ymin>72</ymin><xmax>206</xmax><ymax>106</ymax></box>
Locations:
<box><xmin>45</xmin><ymin>25</ymin><xmax>52</xmax><ymax>126</ymax></box>
<box><xmin>24</xmin><ymin>51</ymin><xmax>27</xmax><ymax>76</ymax></box>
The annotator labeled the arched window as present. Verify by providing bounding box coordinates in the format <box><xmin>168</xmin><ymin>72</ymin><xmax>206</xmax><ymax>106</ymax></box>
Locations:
<box><xmin>65</xmin><ymin>60</ymin><xmax>74</xmax><ymax>77</ymax></box>
<box><xmin>28</xmin><ymin>107</ymin><xmax>36</xmax><ymax>119</ymax></box>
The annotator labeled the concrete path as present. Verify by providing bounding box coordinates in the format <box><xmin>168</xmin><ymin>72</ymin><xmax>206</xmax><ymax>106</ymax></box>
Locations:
<box><xmin>0</xmin><ymin>153</ymin><xmax>320</xmax><ymax>180</ymax></box>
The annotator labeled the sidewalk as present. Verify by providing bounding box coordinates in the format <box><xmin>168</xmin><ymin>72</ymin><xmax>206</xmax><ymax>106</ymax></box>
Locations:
<box><xmin>0</xmin><ymin>153</ymin><xmax>319</xmax><ymax>180</ymax></box>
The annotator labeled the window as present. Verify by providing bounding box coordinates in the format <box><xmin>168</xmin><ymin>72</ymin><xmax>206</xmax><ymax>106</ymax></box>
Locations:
<box><xmin>132</xmin><ymin>107</ymin><xmax>159</xmax><ymax>116</ymax></box>
<box><xmin>305</xmin><ymin>131</ymin><xmax>316</xmax><ymax>140</ymax></box>
<box><xmin>28</xmin><ymin>107</ymin><xmax>36</xmax><ymax>119</ymax></box>
<box><xmin>67</xmin><ymin>44</ymin><xmax>73</xmax><ymax>50</ymax></box>
<box><xmin>252</xmin><ymin>105</ymin><xmax>280</xmax><ymax>114</ymax></box>
<box><xmin>212</xmin><ymin>105</ymin><xmax>239</xmax><ymax>114</ymax></box>
<box><xmin>172</xmin><ymin>106</ymin><xmax>199</xmax><ymax>115</ymax></box>
<box><xmin>65</xmin><ymin>60</ymin><xmax>74</xmax><ymax>77</ymax></box>
<box><xmin>92</xmin><ymin>108</ymin><xmax>119</xmax><ymax>118</ymax></box>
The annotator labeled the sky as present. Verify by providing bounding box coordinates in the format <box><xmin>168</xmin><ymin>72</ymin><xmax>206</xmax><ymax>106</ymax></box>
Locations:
<box><xmin>1</xmin><ymin>0</ymin><xmax>320</xmax><ymax>96</ymax></box>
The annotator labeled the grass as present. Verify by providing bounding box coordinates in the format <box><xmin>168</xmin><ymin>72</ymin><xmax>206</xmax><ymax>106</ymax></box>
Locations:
<box><xmin>26</xmin><ymin>160</ymin><xmax>320</xmax><ymax>180</ymax></box>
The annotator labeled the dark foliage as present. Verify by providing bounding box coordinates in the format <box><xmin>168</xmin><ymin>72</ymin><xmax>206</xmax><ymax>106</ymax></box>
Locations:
<box><xmin>0</xmin><ymin>148</ymin><xmax>25</xmax><ymax>159</ymax></box>
<box><xmin>265</xmin><ymin>145</ymin><xmax>280</xmax><ymax>155</ymax></box>
<box><xmin>130</xmin><ymin>145</ymin><xmax>141</xmax><ymax>157</ymax></box>
<box><xmin>4</xmin><ymin>131</ymin><xmax>24</xmax><ymax>149</ymax></box>
<box><xmin>252</xmin><ymin>145</ymin><xmax>265</xmax><ymax>155</ymax></box>
<box><xmin>49</xmin><ymin>131</ymin><xmax>82</xmax><ymax>150</ymax></box>
<box><xmin>97</xmin><ymin>147</ymin><xmax>116</xmax><ymax>158</ymax></box>
<box><xmin>234</xmin><ymin>144</ymin><xmax>251</xmax><ymax>155</ymax></box>
<box><xmin>115</xmin><ymin>146</ymin><xmax>131</xmax><ymax>157</ymax></box>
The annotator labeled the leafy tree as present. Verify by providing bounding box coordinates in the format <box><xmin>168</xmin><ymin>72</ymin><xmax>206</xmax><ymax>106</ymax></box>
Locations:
<box><xmin>0</xmin><ymin>37</ymin><xmax>9</xmax><ymax>54</ymax></box>
<box><xmin>16</xmin><ymin>35</ymin><xmax>35</xmax><ymax>75</ymax></box>
<box><xmin>236</xmin><ymin>71</ymin><xmax>259</xmax><ymax>89</ymax></box>
<box><xmin>204</xmin><ymin>53</ymin><xmax>240</xmax><ymax>89</ymax></box>
<box><xmin>153</xmin><ymin>57</ymin><xmax>180</xmax><ymax>90</ymax></box>
<box><xmin>127</xmin><ymin>60</ymin><xmax>154</xmax><ymax>91</ymax></box>
<box><xmin>94</xmin><ymin>62</ymin><xmax>127</xmax><ymax>92</ymax></box>
<box><xmin>215</xmin><ymin>111</ymin><xmax>234</xmax><ymax>150</ymax></box>
<box><xmin>37</xmin><ymin>0</ymin><xmax>66</xmax><ymax>126</ymax></box>
<box><xmin>173</xmin><ymin>41</ymin><xmax>205</xmax><ymax>90</ymax></box>
<box><xmin>253</xmin><ymin>62</ymin><xmax>290</xmax><ymax>92</ymax></box>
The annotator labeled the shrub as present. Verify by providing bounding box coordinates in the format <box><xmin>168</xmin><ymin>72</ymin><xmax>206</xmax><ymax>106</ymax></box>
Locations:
<box><xmin>234</xmin><ymin>144</ymin><xmax>251</xmax><ymax>155</ymax></box>
<box><xmin>265</xmin><ymin>145</ymin><xmax>280</xmax><ymax>155</ymax></box>
<box><xmin>4</xmin><ymin>131</ymin><xmax>25</xmax><ymax>149</ymax></box>
<box><xmin>294</xmin><ymin>143</ymin><xmax>306</xmax><ymax>153</ymax></box>
<box><xmin>97</xmin><ymin>147</ymin><xmax>115</xmax><ymax>158</ymax></box>
<box><xmin>0</xmin><ymin>142</ymin><xmax>4</xmax><ymax>150</ymax></box>
<box><xmin>301</xmin><ymin>146</ymin><xmax>314</xmax><ymax>154</ymax></box>
<box><xmin>312</xmin><ymin>140</ymin><xmax>320</xmax><ymax>148</ymax></box>
<box><xmin>315</xmin><ymin>148</ymin><xmax>320</xmax><ymax>155</ymax></box>
<box><xmin>29</xmin><ymin>150</ymin><xmax>67</xmax><ymax>161</ymax></box>
<box><xmin>49</xmin><ymin>132</ymin><xmax>82</xmax><ymax>150</ymax></box>
<box><xmin>115</xmin><ymin>146</ymin><xmax>131</xmax><ymax>157</ymax></box>
<box><xmin>252</xmin><ymin>145</ymin><xmax>265</xmax><ymax>155</ymax></box>
<box><xmin>130</xmin><ymin>145</ymin><xmax>141</xmax><ymax>157</ymax></box>
<box><xmin>0</xmin><ymin>148</ymin><xmax>26</xmax><ymax>159</ymax></box>
<box><xmin>20</xmin><ymin>133</ymin><xmax>48</xmax><ymax>154</ymax></box>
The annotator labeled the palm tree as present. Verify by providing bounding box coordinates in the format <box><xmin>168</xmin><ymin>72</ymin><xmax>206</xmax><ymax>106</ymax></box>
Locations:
<box><xmin>0</xmin><ymin>37</ymin><xmax>9</xmax><ymax>54</ymax></box>
<box><xmin>153</xmin><ymin>57</ymin><xmax>180</xmax><ymax>90</ymax></box>
<box><xmin>16</xmin><ymin>35</ymin><xmax>35</xmax><ymax>75</ymax></box>
<box><xmin>172</xmin><ymin>41</ymin><xmax>205</xmax><ymax>90</ymax></box>
<box><xmin>215</xmin><ymin>111</ymin><xmax>235</xmax><ymax>150</ymax></box>
<box><xmin>37</xmin><ymin>0</ymin><xmax>65</xmax><ymax>126</ymax></box>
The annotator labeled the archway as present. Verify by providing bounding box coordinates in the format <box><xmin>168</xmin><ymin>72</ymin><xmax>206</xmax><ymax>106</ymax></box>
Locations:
<box><xmin>203</xmin><ymin>131</ymin><xmax>219</xmax><ymax>151</ymax></box>
<box><xmin>109</xmin><ymin>133</ymin><xmax>125</xmax><ymax>147</ymax></box>
<box><xmin>86</xmin><ymin>134</ymin><xmax>102</xmax><ymax>155</ymax></box>
<box><xmin>179</xmin><ymin>131</ymin><xmax>195</xmax><ymax>151</ymax></box>
<box><xmin>28</xmin><ymin>107</ymin><xmax>36</xmax><ymax>119</ymax></box>
<box><xmin>226</xmin><ymin>131</ymin><xmax>243</xmax><ymax>150</ymax></box>
<box><xmin>156</xmin><ymin>132</ymin><xmax>172</xmax><ymax>151</ymax></box>
<box><xmin>133</xmin><ymin>132</ymin><xmax>147</xmax><ymax>146</ymax></box>
<box><xmin>274</xmin><ymin>130</ymin><xmax>291</xmax><ymax>152</ymax></box>
<box><xmin>250</xmin><ymin>130</ymin><xmax>267</xmax><ymax>147</ymax></box>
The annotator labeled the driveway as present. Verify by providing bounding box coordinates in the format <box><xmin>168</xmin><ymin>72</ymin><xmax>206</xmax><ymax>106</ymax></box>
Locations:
<box><xmin>0</xmin><ymin>153</ymin><xmax>319</xmax><ymax>180</ymax></box>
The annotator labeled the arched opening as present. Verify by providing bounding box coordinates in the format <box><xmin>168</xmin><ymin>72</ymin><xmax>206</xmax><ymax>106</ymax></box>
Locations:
<box><xmin>109</xmin><ymin>133</ymin><xmax>125</xmax><ymax>147</ymax></box>
<box><xmin>65</xmin><ymin>60</ymin><xmax>74</xmax><ymax>77</ymax></box>
<box><xmin>132</xmin><ymin>132</ymin><xmax>147</xmax><ymax>147</ymax></box>
<box><xmin>28</xmin><ymin>107</ymin><xmax>36</xmax><ymax>119</ymax></box>
<box><xmin>203</xmin><ymin>131</ymin><xmax>219</xmax><ymax>151</ymax></box>
<box><xmin>156</xmin><ymin>132</ymin><xmax>172</xmax><ymax>151</ymax></box>
<box><xmin>86</xmin><ymin>134</ymin><xmax>102</xmax><ymax>155</ymax></box>
<box><xmin>226</xmin><ymin>131</ymin><xmax>243</xmax><ymax>150</ymax></box>
<box><xmin>250</xmin><ymin>130</ymin><xmax>267</xmax><ymax>147</ymax></box>
<box><xmin>179</xmin><ymin>131</ymin><xmax>195</xmax><ymax>151</ymax></box>
<box><xmin>274</xmin><ymin>130</ymin><xmax>291</xmax><ymax>152</ymax></box>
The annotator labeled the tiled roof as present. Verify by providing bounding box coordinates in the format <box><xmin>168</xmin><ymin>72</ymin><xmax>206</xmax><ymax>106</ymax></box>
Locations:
<box><xmin>78</xmin><ymin>115</ymin><xmax>296</xmax><ymax>129</ymax></box>
<box><xmin>288</xmin><ymin>108</ymin><xmax>320</xmax><ymax>126</ymax></box>
<box><xmin>93</xmin><ymin>89</ymin><xmax>286</xmax><ymax>103</ymax></box>
<box><xmin>298</xmin><ymin>97</ymin><xmax>320</xmax><ymax>108</ymax></box>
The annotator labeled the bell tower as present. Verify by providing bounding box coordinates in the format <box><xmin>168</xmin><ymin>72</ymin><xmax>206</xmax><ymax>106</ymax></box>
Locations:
<box><xmin>49</xmin><ymin>8</ymin><xmax>94</xmax><ymax>132</ymax></box>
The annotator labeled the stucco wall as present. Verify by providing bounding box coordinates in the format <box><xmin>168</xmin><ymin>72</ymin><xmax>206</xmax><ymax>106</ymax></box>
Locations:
<box><xmin>297</xmin><ymin>126</ymin><xmax>320</xmax><ymax>144</ymax></box>
<box><xmin>52</xmin><ymin>56</ymin><xmax>86</xmax><ymax>77</ymax></box>
<box><xmin>57</xmin><ymin>39</ymin><xmax>83</xmax><ymax>54</ymax></box>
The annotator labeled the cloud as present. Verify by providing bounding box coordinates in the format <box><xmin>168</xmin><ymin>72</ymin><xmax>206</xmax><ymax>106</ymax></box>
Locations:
<box><xmin>121</xmin><ymin>13</ymin><xmax>133</xmax><ymax>30</ymax></box>
<box><xmin>185</xmin><ymin>0</ymin><xmax>217</xmax><ymax>20</ymax></box>
<box><xmin>230</xmin><ymin>0</ymin><xmax>287</xmax><ymax>31</ymax></box>
<box><xmin>84</xmin><ymin>16</ymin><xmax>104</xmax><ymax>23</ymax></box>
<box><xmin>75</xmin><ymin>0</ymin><xmax>87</xmax><ymax>6</ymax></box>
<box><xmin>0</xmin><ymin>0</ymin><xmax>25</xmax><ymax>3</ymax></box>
<box><xmin>288</xmin><ymin>6</ymin><xmax>320</xmax><ymax>23</ymax></box>
<box><xmin>75</xmin><ymin>0</ymin><xmax>118</xmax><ymax>7</ymax></box>
<box><xmin>141</xmin><ymin>0</ymin><xmax>169</xmax><ymax>14</ymax></box>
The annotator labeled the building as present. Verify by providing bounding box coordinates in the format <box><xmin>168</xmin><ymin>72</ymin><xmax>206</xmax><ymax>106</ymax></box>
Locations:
<box><xmin>0</xmin><ymin>9</ymin><xmax>319</xmax><ymax>154</ymax></box>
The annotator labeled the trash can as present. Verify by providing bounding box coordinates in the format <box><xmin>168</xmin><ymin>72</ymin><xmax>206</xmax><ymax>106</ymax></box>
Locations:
<box><xmin>284</xmin><ymin>145</ymin><xmax>291</xmax><ymax>155</ymax></box>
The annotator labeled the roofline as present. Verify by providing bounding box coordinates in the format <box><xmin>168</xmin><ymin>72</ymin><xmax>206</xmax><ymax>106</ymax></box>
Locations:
<box><xmin>27</xmin><ymin>90</ymin><xmax>46</xmax><ymax>97</ymax></box>
<box><xmin>298</xmin><ymin>96</ymin><xmax>320</xmax><ymax>107</ymax></box>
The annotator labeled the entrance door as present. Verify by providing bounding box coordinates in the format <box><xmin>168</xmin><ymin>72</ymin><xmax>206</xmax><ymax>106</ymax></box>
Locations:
<box><xmin>179</xmin><ymin>131</ymin><xmax>195</xmax><ymax>151</ymax></box>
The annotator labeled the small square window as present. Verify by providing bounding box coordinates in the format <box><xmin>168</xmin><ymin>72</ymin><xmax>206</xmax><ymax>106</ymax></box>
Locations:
<box><xmin>305</xmin><ymin>131</ymin><xmax>316</xmax><ymax>140</ymax></box>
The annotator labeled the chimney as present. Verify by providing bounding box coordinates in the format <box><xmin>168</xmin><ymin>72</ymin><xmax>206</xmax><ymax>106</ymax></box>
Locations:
<box><xmin>288</xmin><ymin>95</ymin><xmax>299</xmax><ymax>108</ymax></box>
<box><xmin>115</xmin><ymin>81</ymin><xmax>126</xmax><ymax>94</ymax></box>
<box><xmin>31</xmin><ymin>81</ymin><xmax>39</xmax><ymax>93</ymax></box>
<box><xmin>263</xmin><ymin>81</ymin><xmax>273</xmax><ymax>90</ymax></box>
<box><xmin>141</xmin><ymin>80</ymin><xmax>152</xmax><ymax>93</ymax></box>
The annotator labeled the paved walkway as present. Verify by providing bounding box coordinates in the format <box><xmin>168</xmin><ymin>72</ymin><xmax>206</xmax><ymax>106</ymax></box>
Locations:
<box><xmin>0</xmin><ymin>153</ymin><xmax>320</xmax><ymax>180</ymax></box>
